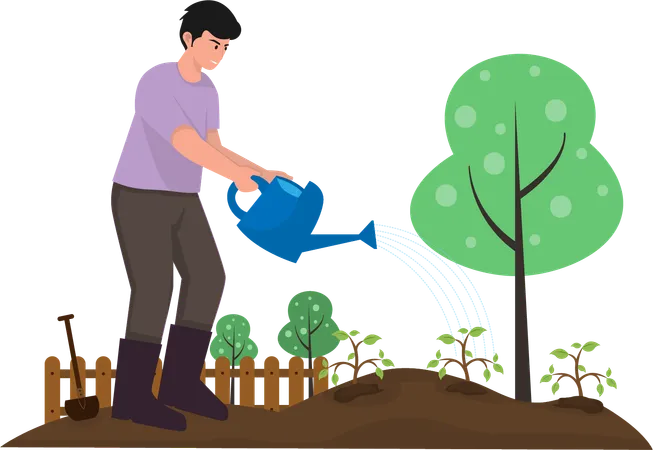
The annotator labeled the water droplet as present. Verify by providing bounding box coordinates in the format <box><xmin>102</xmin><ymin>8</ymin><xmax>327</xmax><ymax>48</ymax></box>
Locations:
<box><xmin>466</xmin><ymin>237</ymin><xmax>477</xmax><ymax>248</ymax></box>
<box><xmin>480</xmin><ymin>70</ymin><xmax>491</xmax><ymax>81</ymax></box>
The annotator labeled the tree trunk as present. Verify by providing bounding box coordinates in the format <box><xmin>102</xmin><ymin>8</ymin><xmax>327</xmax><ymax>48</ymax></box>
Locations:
<box><xmin>514</xmin><ymin>106</ymin><xmax>531</xmax><ymax>403</ymax></box>
<box><xmin>308</xmin><ymin>348</ymin><xmax>314</xmax><ymax>397</ymax></box>
<box><xmin>514</xmin><ymin>246</ymin><xmax>531</xmax><ymax>401</ymax></box>
<box><xmin>230</xmin><ymin>329</ymin><xmax>236</xmax><ymax>405</ymax></box>
<box><xmin>456</xmin><ymin>336</ymin><xmax>472</xmax><ymax>381</ymax></box>
<box><xmin>349</xmin><ymin>337</ymin><xmax>363</xmax><ymax>384</ymax></box>
<box><xmin>572</xmin><ymin>377</ymin><xmax>587</xmax><ymax>397</ymax></box>
<box><xmin>306</xmin><ymin>309</ymin><xmax>317</xmax><ymax>398</ymax></box>
<box><xmin>569</xmin><ymin>350</ymin><xmax>586</xmax><ymax>397</ymax></box>
<box><xmin>229</xmin><ymin>378</ymin><xmax>238</xmax><ymax>405</ymax></box>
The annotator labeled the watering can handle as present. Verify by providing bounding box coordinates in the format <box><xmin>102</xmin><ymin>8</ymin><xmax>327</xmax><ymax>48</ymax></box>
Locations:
<box><xmin>227</xmin><ymin>175</ymin><xmax>270</xmax><ymax>220</ymax></box>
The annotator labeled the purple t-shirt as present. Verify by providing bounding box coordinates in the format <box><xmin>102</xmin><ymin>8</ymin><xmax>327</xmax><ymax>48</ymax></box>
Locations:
<box><xmin>113</xmin><ymin>62</ymin><xmax>220</xmax><ymax>193</ymax></box>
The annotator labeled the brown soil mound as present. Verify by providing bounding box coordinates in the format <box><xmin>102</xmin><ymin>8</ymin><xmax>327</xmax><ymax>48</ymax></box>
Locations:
<box><xmin>333</xmin><ymin>382</ymin><xmax>381</xmax><ymax>403</ymax></box>
<box><xmin>446</xmin><ymin>380</ymin><xmax>488</xmax><ymax>395</ymax></box>
<box><xmin>556</xmin><ymin>396</ymin><xmax>604</xmax><ymax>414</ymax></box>
<box><xmin>3</xmin><ymin>369</ymin><xmax>650</xmax><ymax>449</ymax></box>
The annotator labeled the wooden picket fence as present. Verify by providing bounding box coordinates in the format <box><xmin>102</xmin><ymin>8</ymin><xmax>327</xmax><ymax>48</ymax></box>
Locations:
<box><xmin>44</xmin><ymin>355</ymin><xmax>328</xmax><ymax>424</ymax></box>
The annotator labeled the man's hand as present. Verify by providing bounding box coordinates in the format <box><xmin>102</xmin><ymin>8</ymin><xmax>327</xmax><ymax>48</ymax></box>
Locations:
<box><xmin>262</xmin><ymin>170</ymin><xmax>293</xmax><ymax>183</ymax></box>
<box><xmin>234</xmin><ymin>166</ymin><xmax>261</xmax><ymax>192</ymax></box>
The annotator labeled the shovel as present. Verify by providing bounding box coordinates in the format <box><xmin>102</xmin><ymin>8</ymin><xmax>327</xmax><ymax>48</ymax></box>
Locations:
<box><xmin>58</xmin><ymin>314</ymin><xmax>99</xmax><ymax>421</ymax></box>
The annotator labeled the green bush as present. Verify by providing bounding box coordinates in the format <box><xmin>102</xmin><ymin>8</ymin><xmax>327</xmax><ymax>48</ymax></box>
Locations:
<box><xmin>540</xmin><ymin>341</ymin><xmax>617</xmax><ymax>398</ymax></box>
<box><xmin>318</xmin><ymin>330</ymin><xmax>394</xmax><ymax>385</ymax></box>
<box><xmin>210</xmin><ymin>314</ymin><xmax>258</xmax><ymax>405</ymax></box>
<box><xmin>426</xmin><ymin>327</ymin><xmax>502</xmax><ymax>383</ymax></box>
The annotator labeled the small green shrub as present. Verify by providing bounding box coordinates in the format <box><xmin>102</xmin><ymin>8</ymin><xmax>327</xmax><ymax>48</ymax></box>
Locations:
<box><xmin>210</xmin><ymin>314</ymin><xmax>258</xmax><ymax>405</ymax></box>
<box><xmin>540</xmin><ymin>341</ymin><xmax>617</xmax><ymax>398</ymax></box>
<box><xmin>426</xmin><ymin>327</ymin><xmax>502</xmax><ymax>383</ymax></box>
<box><xmin>318</xmin><ymin>330</ymin><xmax>394</xmax><ymax>385</ymax></box>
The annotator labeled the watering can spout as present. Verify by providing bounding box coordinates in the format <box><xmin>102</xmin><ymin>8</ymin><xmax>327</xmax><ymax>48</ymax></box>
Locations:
<box><xmin>243</xmin><ymin>219</ymin><xmax>378</xmax><ymax>265</ymax></box>
<box><xmin>303</xmin><ymin>219</ymin><xmax>378</xmax><ymax>255</ymax></box>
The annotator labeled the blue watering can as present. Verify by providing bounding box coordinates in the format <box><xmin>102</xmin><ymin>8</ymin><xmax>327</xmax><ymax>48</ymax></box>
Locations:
<box><xmin>227</xmin><ymin>176</ymin><xmax>376</xmax><ymax>263</ymax></box>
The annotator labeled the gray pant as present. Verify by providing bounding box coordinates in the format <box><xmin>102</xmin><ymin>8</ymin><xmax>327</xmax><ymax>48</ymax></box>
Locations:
<box><xmin>111</xmin><ymin>183</ymin><xmax>226</xmax><ymax>344</ymax></box>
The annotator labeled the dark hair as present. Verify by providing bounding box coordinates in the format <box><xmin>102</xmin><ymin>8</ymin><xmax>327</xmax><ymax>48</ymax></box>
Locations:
<box><xmin>179</xmin><ymin>1</ymin><xmax>241</xmax><ymax>49</ymax></box>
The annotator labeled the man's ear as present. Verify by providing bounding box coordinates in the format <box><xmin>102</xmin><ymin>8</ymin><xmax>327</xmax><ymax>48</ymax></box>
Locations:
<box><xmin>183</xmin><ymin>31</ymin><xmax>193</xmax><ymax>48</ymax></box>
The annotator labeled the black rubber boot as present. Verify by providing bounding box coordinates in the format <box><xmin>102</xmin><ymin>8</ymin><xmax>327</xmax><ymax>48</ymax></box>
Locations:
<box><xmin>111</xmin><ymin>338</ymin><xmax>187</xmax><ymax>431</ymax></box>
<box><xmin>158</xmin><ymin>324</ymin><xmax>229</xmax><ymax>421</ymax></box>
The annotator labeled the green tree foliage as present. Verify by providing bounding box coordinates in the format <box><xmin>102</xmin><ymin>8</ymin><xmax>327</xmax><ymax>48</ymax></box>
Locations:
<box><xmin>278</xmin><ymin>291</ymin><xmax>339</xmax><ymax>397</ymax></box>
<box><xmin>410</xmin><ymin>54</ymin><xmax>623</xmax><ymax>402</ymax></box>
<box><xmin>209</xmin><ymin>312</ymin><xmax>263</xmax><ymax>367</ymax></box>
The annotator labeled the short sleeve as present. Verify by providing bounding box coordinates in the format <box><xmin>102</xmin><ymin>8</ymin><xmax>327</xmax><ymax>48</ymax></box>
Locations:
<box><xmin>135</xmin><ymin>72</ymin><xmax>191</xmax><ymax>142</ymax></box>
<box><xmin>207</xmin><ymin>85</ymin><xmax>220</xmax><ymax>130</ymax></box>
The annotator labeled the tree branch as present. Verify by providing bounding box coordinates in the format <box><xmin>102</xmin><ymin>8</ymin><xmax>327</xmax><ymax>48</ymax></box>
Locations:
<box><xmin>310</xmin><ymin>315</ymin><xmax>325</xmax><ymax>335</ymax></box>
<box><xmin>329</xmin><ymin>358</ymin><xmax>352</xmax><ymax>372</ymax></box>
<box><xmin>440</xmin><ymin>358</ymin><xmax>465</xmax><ymax>369</ymax></box>
<box><xmin>328</xmin><ymin>361</ymin><xmax>355</xmax><ymax>372</ymax></box>
<box><xmin>454</xmin><ymin>335</ymin><xmax>472</xmax><ymax>361</ymax></box>
<box><xmin>582</xmin><ymin>370</ymin><xmax>605</xmax><ymax>384</ymax></box>
<box><xmin>553</xmin><ymin>370</ymin><xmax>576</xmax><ymax>383</ymax></box>
<box><xmin>235</xmin><ymin>346</ymin><xmax>245</xmax><ymax>361</ymax></box>
<box><xmin>361</xmin><ymin>356</ymin><xmax>381</xmax><ymax>368</ymax></box>
<box><xmin>294</xmin><ymin>326</ymin><xmax>309</xmax><ymax>351</ymax></box>
<box><xmin>222</xmin><ymin>333</ymin><xmax>234</xmax><ymax>349</ymax></box>
<box><xmin>440</xmin><ymin>356</ymin><xmax>462</xmax><ymax>370</ymax></box>
<box><xmin>348</xmin><ymin>336</ymin><xmax>363</xmax><ymax>355</ymax></box>
<box><xmin>520</xmin><ymin>133</ymin><xmax>567</xmax><ymax>198</ymax></box>
<box><xmin>468</xmin><ymin>166</ymin><xmax>516</xmax><ymax>250</ymax></box>
<box><xmin>469</xmin><ymin>357</ymin><xmax>492</xmax><ymax>369</ymax></box>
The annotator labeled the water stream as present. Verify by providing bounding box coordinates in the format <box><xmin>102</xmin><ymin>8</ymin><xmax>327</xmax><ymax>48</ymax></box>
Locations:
<box><xmin>376</xmin><ymin>224</ymin><xmax>495</xmax><ymax>358</ymax></box>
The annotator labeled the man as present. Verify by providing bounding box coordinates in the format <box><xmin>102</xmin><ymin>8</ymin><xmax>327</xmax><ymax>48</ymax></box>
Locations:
<box><xmin>110</xmin><ymin>1</ymin><xmax>291</xmax><ymax>431</ymax></box>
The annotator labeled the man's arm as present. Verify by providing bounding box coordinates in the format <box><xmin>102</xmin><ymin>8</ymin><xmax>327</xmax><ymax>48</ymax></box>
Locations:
<box><xmin>170</xmin><ymin>125</ymin><xmax>252</xmax><ymax>181</ymax></box>
<box><xmin>207</xmin><ymin>129</ymin><xmax>265</xmax><ymax>172</ymax></box>
<box><xmin>207</xmin><ymin>129</ymin><xmax>293</xmax><ymax>182</ymax></box>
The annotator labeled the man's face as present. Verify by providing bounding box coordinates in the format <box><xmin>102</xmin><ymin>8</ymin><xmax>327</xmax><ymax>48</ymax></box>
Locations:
<box><xmin>184</xmin><ymin>30</ymin><xmax>230</xmax><ymax>70</ymax></box>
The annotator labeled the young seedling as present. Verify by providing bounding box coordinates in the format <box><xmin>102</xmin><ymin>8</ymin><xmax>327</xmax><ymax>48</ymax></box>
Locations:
<box><xmin>426</xmin><ymin>327</ymin><xmax>502</xmax><ymax>382</ymax></box>
<box><xmin>318</xmin><ymin>330</ymin><xmax>394</xmax><ymax>385</ymax></box>
<box><xmin>537</xmin><ymin>338</ymin><xmax>620</xmax><ymax>399</ymax></box>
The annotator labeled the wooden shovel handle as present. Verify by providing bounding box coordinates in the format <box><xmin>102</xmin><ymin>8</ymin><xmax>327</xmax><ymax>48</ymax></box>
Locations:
<box><xmin>54</xmin><ymin>313</ymin><xmax>77</xmax><ymax>325</ymax></box>
<box><xmin>57</xmin><ymin>314</ymin><xmax>83</xmax><ymax>394</ymax></box>
<box><xmin>54</xmin><ymin>313</ymin><xmax>77</xmax><ymax>359</ymax></box>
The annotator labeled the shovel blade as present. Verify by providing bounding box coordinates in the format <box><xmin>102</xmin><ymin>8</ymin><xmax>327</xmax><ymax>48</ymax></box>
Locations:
<box><xmin>65</xmin><ymin>395</ymin><xmax>100</xmax><ymax>421</ymax></box>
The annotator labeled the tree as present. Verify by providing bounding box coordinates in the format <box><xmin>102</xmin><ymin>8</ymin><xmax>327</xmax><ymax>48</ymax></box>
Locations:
<box><xmin>210</xmin><ymin>314</ymin><xmax>258</xmax><ymax>404</ymax></box>
<box><xmin>278</xmin><ymin>291</ymin><xmax>339</xmax><ymax>397</ymax></box>
<box><xmin>410</xmin><ymin>54</ymin><xmax>623</xmax><ymax>402</ymax></box>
